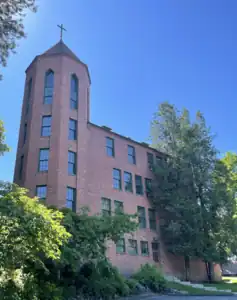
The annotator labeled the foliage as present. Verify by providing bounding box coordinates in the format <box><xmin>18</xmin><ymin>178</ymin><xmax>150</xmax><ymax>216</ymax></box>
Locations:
<box><xmin>132</xmin><ymin>263</ymin><xmax>167</xmax><ymax>293</ymax></box>
<box><xmin>150</xmin><ymin>102</ymin><xmax>237</xmax><ymax>280</ymax></box>
<box><xmin>0</xmin><ymin>121</ymin><xmax>9</xmax><ymax>156</ymax></box>
<box><xmin>125</xmin><ymin>278</ymin><xmax>140</xmax><ymax>294</ymax></box>
<box><xmin>0</xmin><ymin>0</ymin><xmax>37</xmax><ymax>79</ymax></box>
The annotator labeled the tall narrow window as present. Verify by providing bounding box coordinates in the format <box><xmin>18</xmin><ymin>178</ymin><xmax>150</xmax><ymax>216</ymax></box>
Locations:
<box><xmin>145</xmin><ymin>178</ymin><xmax>153</xmax><ymax>197</ymax></box>
<box><xmin>128</xmin><ymin>145</ymin><xmax>136</xmax><ymax>164</ymax></box>
<box><xmin>148</xmin><ymin>208</ymin><xmax>156</xmax><ymax>230</ymax></box>
<box><xmin>128</xmin><ymin>239</ymin><xmax>138</xmax><ymax>255</ymax></box>
<box><xmin>41</xmin><ymin>116</ymin><xmax>52</xmax><ymax>137</ymax></box>
<box><xmin>66</xmin><ymin>187</ymin><xmax>76</xmax><ymax>211</ymax></box>
<box><xmin>36</xmin><ymin>185</ymin><xmax>47</xmax><ymax>200</ymax></box>
<box><xmin>19</xmin><ymin>155</ymin><xmax>24</xmax><ymax>180</ymax></box>
<box><xmin>69</xmin><ymin>119</ymin><xmax>77</xmax><ymax>140</ymax></box>
<box><xmin>23</xmin><ymin>123</ymin><xmax>27</xmax><ymax>145</ymax></box>
<box><xmin>70</xmin><ymin>74</ymin><xmax>78</xmax><ymax>109</ymax></box>
<box><xmin>140</xmin><ymin>241</ymin><xmax>149</xmax><ymax>256</ymax></box>
<box><xmin>137</xmin><ymin>206</ymin><xmax>146</xmax><ymax>229</ymax></box>
<box><xmin>44</xmin><ymin>70</ymin><xmax>54</xmax><ymax>104</ymax></box>
<box><xmin>116</xmin><ymin>238</ymin><xmax>126</xmax><ymax>254</ymax></box>
<box><xmin>152</xmin><ymin>242</ymin><xmax>159</xmax><ymax>262</ymax></box>
<box><xmin>135</xmin><ymin>175</ymin><xmax>143</xmax><ymax>195</ymax></box>
<box><xmin>106</xmin><ymin>137</ymin><xmax>114</xmax><ymax>157</ymax></box>
<box><xmin>114</xmin><ymin>200</ymin><xmax>124</xmax><ymax>214</ymax></box>
<box><xmin>38</xmin><ymin>149</ymin><xmax>49</xmax><ymax>172</ymax></box>
<box><xmin>113</xmin><ymin>169</ymin><xmax>122</xmax><ymax>190</ymax></box>
<box><xmin>68</xmin><ymin>151</ymin><xmax>76</xmax><ymax>175</ymax></box>
<box><xmin>147</xmin><ymin>152</ymin><xmax>154</xmax><ymax>169</ymax></box>
<box><xmin>101</xmin><ymin>198</ymin><xmax>111</xmax><ymax>216</ymax></box>
<box><xmin>124</xmin><ymin>171</ymin><xmax>133</xmax><ymax>193</ymax></box>
<box><xmin>25</xmin><ymin>78</ymin><xmax>32</xmax><ymax>115</ymax></box>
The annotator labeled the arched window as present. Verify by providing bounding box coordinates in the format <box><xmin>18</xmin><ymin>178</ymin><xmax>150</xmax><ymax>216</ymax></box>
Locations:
<box><xmin>70</xmin><ymin>74</ymin><xmax>78</xmax><ymax>109</ymax></box>
<box><xmin>44</xmin><ymin>70</ymin><xmax>54</xmax><ymax>104</ymax></box>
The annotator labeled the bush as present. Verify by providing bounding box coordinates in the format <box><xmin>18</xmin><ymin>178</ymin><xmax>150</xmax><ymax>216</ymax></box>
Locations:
<box><xmin>126</xmin><ymin>278</ymin><xmax>141</xmax><ymax>294</ymax></box>
<box><xmin>132</xmin><ymin>263</ymin><xmax>167</xmax><ymax>293</ymax></box>
<box><xmin>76</xmin><ymin>260</ymin><xmax>129</xmax><ymax>299</ymax></box>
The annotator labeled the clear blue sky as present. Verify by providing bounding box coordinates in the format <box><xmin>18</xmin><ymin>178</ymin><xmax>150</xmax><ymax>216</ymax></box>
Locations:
<box><xmin>1</xmin><ymin>0</ymin><xmax>237</xmax><ymax>181</ymax></box>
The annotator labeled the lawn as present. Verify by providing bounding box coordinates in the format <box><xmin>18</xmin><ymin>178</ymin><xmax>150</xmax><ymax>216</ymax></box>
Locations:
<box><xmin>167</xmin><ymin>281</ymin><xmax>233</xmax><ymax>295</ymax></box>
<box><xmin>203</xmin><ymin>276</ymin><xmax>237</xmax><ymax>293</ymax></box>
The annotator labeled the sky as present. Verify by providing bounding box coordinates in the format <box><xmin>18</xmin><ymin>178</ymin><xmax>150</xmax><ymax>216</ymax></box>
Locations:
<box><xmin>1</xmin><ymin>0</ymin><xmax>237</xmax><ymax>181</ymax></box>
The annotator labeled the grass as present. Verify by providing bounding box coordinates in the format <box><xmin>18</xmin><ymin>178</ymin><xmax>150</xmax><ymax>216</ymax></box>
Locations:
<box><xmin>167</xmin><ymin>281</ymin><xmax>233</xmax><ymax>295</ymax></box>
<box><xmin>203</xmin><ymin>276</ymin><xmax>237</xmax><ymax>293</ymax></box>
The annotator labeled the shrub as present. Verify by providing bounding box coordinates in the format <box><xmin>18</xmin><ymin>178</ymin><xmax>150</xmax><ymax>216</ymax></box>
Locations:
<box><xmin>132</xmin><ymin>263</ymin><xmax>167</xmax><ymax>293</ymax></box>
<box><xmin>126</xmin><ymin>278</ymin><xmax>140</xmax><ymax>294</ymax></box>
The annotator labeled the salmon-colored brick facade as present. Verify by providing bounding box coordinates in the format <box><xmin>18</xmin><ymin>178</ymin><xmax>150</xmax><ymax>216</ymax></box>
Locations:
<box><xmin>14</xmin><ymin>41</ymin><xmax>221</xmax><ymax>282</ymax></box>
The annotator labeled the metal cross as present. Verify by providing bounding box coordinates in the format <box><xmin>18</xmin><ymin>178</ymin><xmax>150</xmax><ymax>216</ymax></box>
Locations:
<box><xmin>57</xmin><ymin>24</ymin><xmax>66</xmax><ymax>41</ymax></box>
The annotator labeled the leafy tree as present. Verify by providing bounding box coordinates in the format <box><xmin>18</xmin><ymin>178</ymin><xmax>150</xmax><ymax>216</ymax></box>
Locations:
<box><xmin>0</xmin><ymin>0</ymin><xmax>37</xmax><ymax>79</ymax></box>
<box><xmin>0</xmin><ymin>120</ymin><xmax>9</xmax><ymax>156</ymax></box>
<box><xmin>150</xmin><ymin>102</ymin><xmax>237</xmax><ymax>281</ymax></box>
<box><xmin>0</xmin><ymin>184</ymin><xmax>70</xmax><ymax>298</ymax></box>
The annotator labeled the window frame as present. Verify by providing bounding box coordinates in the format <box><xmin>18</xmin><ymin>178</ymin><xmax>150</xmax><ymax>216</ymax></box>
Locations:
<box><xmin>116</xmin><ymin>238</ymin><xmax>126</xmax><ymax>254</ymax></box>
<box><xmin>135</xmin><ymin>175</ymin><xmax>143</xmax><ymax>195</ymax></box>
<box><xmin>145</xmin><ymin>178</ymin><xmax>153</xmax><ymax>197</ymax></box>
<box><xmin>66</xmin><ymin>187</ymin><xmax>76</xmax><ymax>212</ymax></box>
<box><xmin>41</xmin><ymin>115</ymin><xmax>52</xmax><ymax>137</ymax></box>
<box><xmin>128</xmin><ymin>239</ymin><xmax>138</xmax><ymax>255</ymax></box>
<box><xmin>70</xmin><ymin>74</ymin><xmax>78</xmax><ymax>110</ymax></box>
<box><xmin>147</xmin><ymin>152</ymin><xmax>154</xmax><ymax>169</ymax></box>
<box><xmin>128</xmin><ymin>145</ymin><xmax>136</xmax><ymax>164</ymax></box>
<box><xmin>114</xmin><ymin>200</ymin><xmax>124</xmax><ymax>214</ymax></box>
<box><xmin>36</xmin><ymin>185</ymin><xmax>47</xmax><ymax>200</ymax></box>
<box><xmin>68</xmin><ymin>151</ymin><xmax>77</xmax><ymax>175</ymax></box>
<box><xmin>19</xmin><ymin>155</ymin><xmax>24</xmax><ymax>180</ymax></box>
<box><xmin>124</xmin><ymin>171</ymin><xmax>133</xmax><ymax>193</ymax></box>
<box><xmin>148</xmin><ymin>208</ymin><xmax>156</xmax><ymax>230</ymax></box>
<box><xmin>137</xmin><ymin>206</ymin><xmax>146</xmax><ymax>229</ymax></box>
<box><xmin>140</xmin><ymin>241</ymin><xmax>149</xmax><ymax>256</ymax></box>
<box><xmin>44</xmin><ymin>70</ymin><xmax>54</xmax><ymax>104</ymax></box>
<box><xmin>113</xmin><ymin>168</ymin><xmax>122</xmax><ymax>190</ymax></box>
<box><xmin>152</xmin><ymin>242</ymin><xmax>159</xmax><ymax>262</ymax></box>
<box><xmin>68</xmin><ymin>118</ymin><xmax>77</xmax><ymax>140</ymax></box>
<box><xmin>38</xmin><ymin>148</ymin><xmax>49</xmax><ymax>172</ymax></box>
<box><xmin>101</xmin><ymin>197</ymin><xmax>111</xmax><ymax>216</ymax></box>
<box><xmin>106</xmin><ymin>137</ymin><xmax>115</xmax><ymax>157</ymax></box>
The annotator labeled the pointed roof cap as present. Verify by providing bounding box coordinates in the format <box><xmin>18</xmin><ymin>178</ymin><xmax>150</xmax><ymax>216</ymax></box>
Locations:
<box><xmin>26</xmin><ymin>40</ymin><xmax>91</xmax><ymax>83</ymax></box>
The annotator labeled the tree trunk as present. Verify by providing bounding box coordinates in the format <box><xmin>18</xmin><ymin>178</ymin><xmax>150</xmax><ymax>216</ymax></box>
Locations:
<box><xmin>205</xmin><ymin>261</ymin><xmax>213</xmax><ymax>282</ymax></box>
<box><xmin>184</xmin><ymin>256</ymin><xmax>190</xmax><ymax>281</ymax></box>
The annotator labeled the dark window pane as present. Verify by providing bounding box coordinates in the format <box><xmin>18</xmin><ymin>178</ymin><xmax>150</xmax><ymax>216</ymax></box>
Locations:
<box><xmin>25</xmin><ymin>78</ymin><xmax>32</xmax><ymax>115</ymax></box>
<box><xmin>69</xmin><ymin>119</ymin><xmax>77</xmax><ymax>140</ymax></box>
<box><xmin>36</xmin><ymin>185</ymin><xmax>47</xmax><ymax>200</ymax></box>
<box><xmin>106</xmin><ymin>137</ymin><xmax>114</xmax><ymax>157</ymax></box>
<box><xmin>70</xmin><ymin>75</ymin><xmax>78</xmax><ymax>109</ymax></box>
<box><xmin>113</xmin><ymin>169</ymin><xmax>121</xmax><ymax>190</ymax></box>
<box><xmin>135</xmin><ymin>175</ymin><xmax>143</xmax><ymax>195</ymax></box>
<box><xmin>116</xmin><ymin>238</ymin><xmax>125</xmax><ymax>253</ymax></box>
<box><xmin>145</xmin><ymin>178</ymin><xmax>153</xmax><ymax>197</ymax></box>
<box><xmin>23</xmin><ymin>123</ymin><xmax>27</xmax><ymax>144</ymax></box>
<box><xmin>138</xmin><ymin>206</ymin><xmax>146</xmax><ymax>229</ymax></box>
<box><xmin>152</xmin><ymin>242</ymin><xmax>159</xmax><ymax>262</ymax></box>
<box><xmin>19</xmin><ymin>155</ymin><xmax>24</xmax><ymax>179</ymax></box>
<box><xmin>128</xmin><ymin>145</ymin><xmax>136</xmax><ymax>164</ymax></box>
<box><xmin>39</xmin><ymin>149</ymin><xmax>49</xmax><ymax>172</ymax></box>
<box><xmin>128</xmin><ymin>239</ymin><xmax>138</xmax><ymax>255</ymax></box>
<box><xmin>124</xmin><ymin>171</ymin><xmax>133</xmax><ymax>192</ymax></box>
<box><xmin>101</xmin><ymin>198</ymin><xmax>111</xmax><ymax>216</ymax></box>
<box><xmin>44</xmin><ymin>71</ymin><xmax>54</xmax><ymax>104</ymax></box>
<box><xmin>141</xmin><ymin>241</ymin><xmax>149</xmax><ymax>256</ymax></box>
<box><xmin>149</xmin><ymin>208</ymin><xmax>156</xmax><ymax>230</ymax></box>
<box><xmin>41</xmin><ymin>116</ymin><xmax>52</xmax><ymax>137</ymax></box>
<box><xmin>68</xmin><ymin>151</ymin><xmax>76</xmax><ymax>175</ymax></box>
<box><xmin>114</xmin><ymin>200</ymin><xmax>124</xmax><ymax>214</ymax></box>
<box><xmin>66</xmin><ymin>187</ymin><xmax>76</xmax><ymax>211</ymax></box>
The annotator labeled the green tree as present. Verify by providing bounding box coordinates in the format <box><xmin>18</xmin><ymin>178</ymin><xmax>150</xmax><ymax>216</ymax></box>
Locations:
<box><xmin>0</xmin><ymin>0</ymin><xmax>37</xmax><ymax>79</ymax></box>
<box><xmin>150</xmin><ymin>102</ymin><xmax>236</xmax><ymax>281</ymax></box>
<box><xmin>0</xmin><ymin>120</ymin><xmax>9</xmax><ymax>156</ymax></box>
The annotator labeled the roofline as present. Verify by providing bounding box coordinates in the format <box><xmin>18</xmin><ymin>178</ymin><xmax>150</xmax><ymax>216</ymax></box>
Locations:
<box><xmin>25</xmin><ymin>53</ymin><xmax>91</xmax><ymax>84</ymax></box>
<box><xmin>88</xmin><ymin>122</ymin><xmax>166</xmax><ymax>157</ymax></box>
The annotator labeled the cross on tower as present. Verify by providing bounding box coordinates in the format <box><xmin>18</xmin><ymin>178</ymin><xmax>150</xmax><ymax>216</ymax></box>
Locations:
<box><xmin>57</xmin><ymin>24</ymin><xmax>66</xmax><ymax>41</ymax></box>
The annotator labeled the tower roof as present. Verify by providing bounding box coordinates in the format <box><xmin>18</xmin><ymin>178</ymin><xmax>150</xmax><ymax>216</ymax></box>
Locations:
<box><xmin>26</xmin><ymin>40</ymin><xmax>91</xmax><ymax>83</ymax></box>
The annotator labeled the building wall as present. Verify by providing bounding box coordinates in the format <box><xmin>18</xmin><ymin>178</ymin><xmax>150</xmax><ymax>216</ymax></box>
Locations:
<box><xmin>14</xmin><ymin>50</ymin><xmax>221</xmax><ymax>282</ymax></box>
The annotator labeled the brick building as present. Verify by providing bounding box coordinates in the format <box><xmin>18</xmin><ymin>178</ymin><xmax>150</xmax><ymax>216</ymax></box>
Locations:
<box><xmin>14</xmin><ymin>39</ymin><xmax>221</xmax><ymax>281</ymax></box>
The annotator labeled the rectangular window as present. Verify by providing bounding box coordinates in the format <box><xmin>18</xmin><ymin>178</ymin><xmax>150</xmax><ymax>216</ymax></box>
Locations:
<box><xmin>69</xmin><ymin>119</ymin><xmax>77</xmax><ymax>140</ymax></box>
<box><xmin>145</xmin><ymin>178</ymin><xmax>153</xmax><ymax>197</ymax></box>
<box><xmin>23</xmin><ymin>123</ymin><xmax>27</xmax><ymax>145</ymax></box>
<box><xmin>116</xmin><ymin>238</ymin><xmax>126</xmax><ymax>254</ymax></box>
<box><xmin>36</xmin><ymin>185</ymin><xmax>47</xmax><ymax>200</ymax></box>
<box><xmin>149</xmin><ymin>208</ymin><xmax>156</xmax><ymax>230</ymax></box>
<box><xmin>128</xmin><ymin>145</ymin><xmax>136</xmax><ymax>164</ymax></box>
<box><xmin>19</xmin><ymin>155</ymin><xmax>24</xmax><ymax>180</ymax></box>
<box><xmin>156</xmin><ymin>155</ymin><xmax>162</xmax><ymax>165</ymax></box>
<box><xmin>41</xmin><ymin>115</ymin><xmax>52</xmax><ymax>137</ymax></box>
<box><xmin>128</xmin><ymin>239</ymin><xmax>138</xmax><ymax>255</ymax></box>
<box><xmin>124</xmin><ymin>171</ymin><xmax>133</xmax><ymax>193</ymax></box>
<box><xmin>137</xmin><ymin>206</ymin><xmax>146</xmax><ymax>229</ymax></box>
<box><xmin>147</xmin><ymin>152</ymin><xmax>154</xmax><ymax>169</ymax></box>
<box><xmin>152</xmin><ymin>242</ymin><xmax>159</xmax><ymax>262</ymax></box>
<box><xmin>106</xmin><ymin>137</ymin><xmax>114</xmax><ymax>157</ymax></box>
<box><xmin>38</xmin><ymin>149</ymin><xmax>49</xmax><ymax>172</ymax></box>
<box><xmin>101</xmin><ymin>198</ymin><xmax>111</xmax><ymax>216</ymax></box>
<box><xmin>68</xmin><ymin>151</ymin><xmax>76</xmax><ymax>175</ymax></box>
<box><xmin>140</xmin><ymin>241</ymin><xmax>149</xmax><ymax>256</ymax></box>
<box><xmin>26</xmin><ymin>78</ymin><xmax>32</xmax><ymax>115</ymax></box>
<box><xmin>135</xmin><ymin>175</ymin><xmax>143</xmax><ymax>195</ymax></box>
<box><xmin>66</xmin><ymin>187</ymin><xmax>76</xmax><ymax>211</ymax></box>
<box><xmin>70</xmin><ymin>75</ymin><xmax>78</xmax><ymax>110</ymax></box>
<box><xmin>114</xmin><ymin>200</ymin><xmax>124</xmax><ymax>214</ymax></box>
<box><xmin>113</xmin><ymin>169</ymin><xmax>122</xmax><ymax>190</ymax></box>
